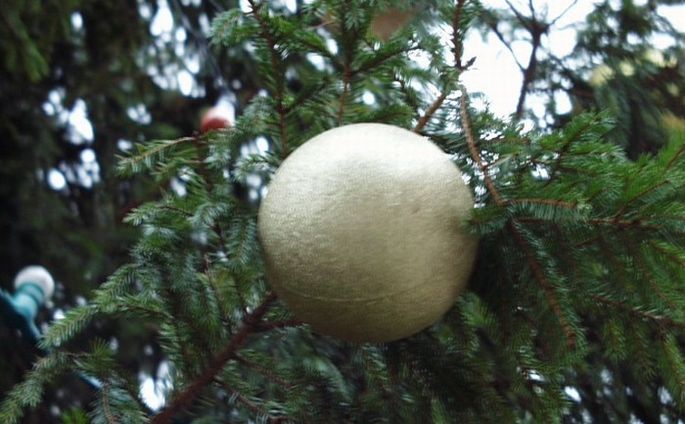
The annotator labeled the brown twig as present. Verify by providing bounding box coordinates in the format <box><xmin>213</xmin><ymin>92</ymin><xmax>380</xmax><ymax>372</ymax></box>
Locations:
<box><xmin>452</xmin><ymin>0</ymin><xmax>467</xmax><ymax>69</ymax></box>
<box><xmin>549</xmin><ymin>0</ymin><xmax>580</xmax><ymax>27</ymax></box>
<box><xmin>518</xmin><ymin>216</ymin><xmax>664</xmax><ymax>232</ymax></box>
<box><xmin>510</xmin><ymin>222</ymin><xmax>577</xmax><ymax>348</ymax></box>
<box><xmin>217</xmin><ymin>383</ymin><xmax>283</xmax><ymax>423</ymax></box>
<box><xmin>515</xmin><ymin>31</ymin><xmax>541</xmax><ymax>119</ymax></box>
<box><xmin>351</xmin><ymin>44</ymin><xmax>422</xmax><ymax>77</ymax></box>
<box><xmin>101</xmin><ymin>382</ymin><xmax>118</xmax><ymax>424</ymax></box>
<box><xmin>413</xmin><ymin>91</ymin><xmax>448</xmax><ymax>133</ymax></box>
<box><xmin>503</xmin><ymin>0</ymin><xmax>547</xmax><ymax>119</ymax></box>
<box><xmin>614</xmin><ymin>180</ymin><xmax>668</xmax><ymax>219</ymax></box>
<box><xmin>649</xmin><ymin>241</ymin><xmax>685</xmax><ymax>267</ymax></box>
<box><xmin>414</xmin><ymin>1</ymin><xmax>468</xmax><ymax>134</ymax></box>
<box><xmin>459</xmin><ymin>86</ymin><xmax>574</xmax><ymax>347</ymax></box>
<box><xmin>544</xmin><ymin>119</ymin><xmax>594</xmax><ymax>185</ymax></box>
<box><xmin>338</xmin><ymin>63</ymin><xmax>351</xmax><ymax>124</ymax></box>
<box><xmin>666</xmin><ymin>143</ymin><xmax>685</xmax><ymax>170</ymax></box>
<box><xmin>459</xmin><ymin>86</ymin><xmax>505</xmax><ymax>205</ymax></box>
<box><xmin>589</xmin><ymin>218</ymin><xmax>662</xmax><ymax>231</ymax></box>
<box><xmin>622</xmin><ymin>235</ymin><xmax>678</xmax><ymax>310</ymax></box>
<box><xmin>235</xmin><ymin>354</ymin><xmax>295</xmax><ymax>390</ymax></box>
<box><xmin>151</xmin><ymin>292</ymin><xmax>278</xmax><ymax>424</ymax></box>
<box><xmin>591</xmin><ymin>295</ymin><xmax>685</xmax><ymax>330</ymax></box>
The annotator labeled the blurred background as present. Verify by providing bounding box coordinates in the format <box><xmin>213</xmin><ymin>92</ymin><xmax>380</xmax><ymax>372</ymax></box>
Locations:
<box><xmin>1</xmin><ymin>0</ymin><xmax>684</xmax><ymax>421</ymax></box>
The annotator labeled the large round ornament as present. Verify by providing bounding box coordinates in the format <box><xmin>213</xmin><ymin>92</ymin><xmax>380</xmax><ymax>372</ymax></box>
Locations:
<box><xmin>258</xmin><ymin>123</ymin><xmax>477</xmax><ymax>342</ymax></box>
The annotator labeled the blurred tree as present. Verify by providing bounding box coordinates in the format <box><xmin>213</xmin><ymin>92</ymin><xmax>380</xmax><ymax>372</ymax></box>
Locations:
<box><xmin>1</xmin><ymin>0</ymin><xmax>684</xmax><ymax>423</ymax></box>
<box><xmin>0</xmin><ymin>0</ymin><xmax>265</xmax><ymax>421</ymax></box>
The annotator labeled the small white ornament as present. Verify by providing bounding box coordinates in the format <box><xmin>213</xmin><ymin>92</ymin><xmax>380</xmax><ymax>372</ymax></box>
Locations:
<box><xmin>14</xmin><ymin>265</ymin><xmax>55</xmax><ymax>300</ymax></box>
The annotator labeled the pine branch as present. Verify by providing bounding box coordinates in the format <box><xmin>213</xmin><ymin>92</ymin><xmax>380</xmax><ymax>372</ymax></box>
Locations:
<box><xmin>117</xmin><ymin>137</ymin><xmax>195</xmax><ymax>176</ymax></box>
<box><xmin>510</xmin><ymin>221</ymin><xmax>577</xmax><ymax>348</ymax></box>
<box><xmin>150</xmin><ymin>292</ymin><xmax>277</xmax><ymax>424</ymax></box>
<box><xmin>544</xmin><ymin>119</ymin><xmax>594</xmax><ymax>184</ymax></box>
<box><xmin>0</xmin><ymin>352</ymin><xmax>70</xmax><ymax>424</ymax></box>
<box><xmin>254</xmin><ymin>319</ymin><xmax>304</xmax><ymax>332</ymax></box>
<box><xmin>101</xmin><ymin>382</ymin><xmax>119</xmax><ymax>424</ymax></box>
<box><xmin>452</xmin><ymin>0</ymin><xmax>467</xmax><ymax>70</ymax></box>
<box><xmin>219</xmin><ymin>382</ymin><xmax>281</xmax><ymax>423</ymax></box>
<box><xmin>413</xmin><ymin>91</ymin><xmax>448</xmax><ymax>133</ymax></box>
<box><xmin>161</xmin><ymin>205</ymin><xmax>193</xmax><ymax>217</ymax></box>
<box><xmin>649</xmin><ymin>241</ymin><xmax>685</xmax><ymax>267</ymax></box>
<box><xmin>614</xmin><ymin>180</ymin><xmax>669</xmax><ymax>219</ymax></box>
<box><xmin>235</xmin><ymin>354</ymin><xmax>295</xmax><ymax>390</ymax></box>
<box><xmin>591</xmin><ymin>295</ymin><xmax>685</xmax><ymax>331</ymax></box>
<box><xmin>248</xmin><ymin>0</ymin><xmax>288</xmax><ymax>157</ymax></box>
<box><xmin>161</xmin><ymin>282</ymin><xmax>208</xmax><ymax>379</ymax></box>
<box><xmin>619</xmin><ymin>235</ymin><xmax>678</xmax><ymax>312</ymax></box>
<box><xmin>506</xmin><ymin>198</ymin><xmax>578</xmax><ymax>209</ymax></box>
<box><xmin>458</xmin><ymin>78</ymin><xmax>576</xmax><ymax>347</ymax></box>
<box><xmin>351</xmin><ymin>44</ymin><xmax>421</xmax><ymax>76</ymax></box>
<box><xmin>588</xmin><ymin>218</ymin><xmax>663</xmax><ymax>231</ymax></box>
<box><xmin>666</xmin><ymin>143</ymin><xmax>685</xmax><ymax>170</ymax></box>
<box><xmin>459</xmin><ymin>86</ymin><xmax>505</xmax><ymax>205</ymax></box>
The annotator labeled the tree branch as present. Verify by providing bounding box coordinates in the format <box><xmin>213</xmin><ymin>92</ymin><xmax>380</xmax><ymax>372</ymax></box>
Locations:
<box><xmin>613</xmin><ymin>180</ymin><xmax>669</xmax><ymax>219</ymax></box>
<box><xmin>503</xmin><ymin>0</ymin><xmax>549</xmax><ymax>120</ymax></box>
<box><xmin>248</xmin><ymin>1</ymin><xmax>288</xmax><ymax>157</ymax></box>
<box><xmin>515</xmin><ymin>32</ymin><xmax>541</xmax><ymax>119</ymax></box>
<box><xmin>510</xmin><ymin>222</ymin><xmax>577</xmax><ymax>348</ymax></box>
<box><xmin>544</xmin><ymin>119</ymin><xmax>594</xmax><ymax>185</ymax></box>
<box><xmin>218</xmin><ymin>382</ymin><xmax>283</xmax><ymax>423</ymax></box>
<box><xmin>649</xmin><ymin>241</ymin><xmax>685</xmax><ymax>267</ymax></box>
<box><xmin>622</xmin><ymin>235</ymin><xmax>678</xmax><ymax>310</ymax></box>
<box><xmin>101</xmin><ymin>382</ymin><xmax>118</xmax><ymax>424</ymax></box>
<box><xmin>484</xmin><ymin>19</ymin><xmax>525</xmax><ymax>71</ymax></box>
<box><xmin>254</xmin><ymin>319</ymin><xmax>304</xmax><ymax>332</ymax></box>
<box><xmin>549</xmin><ymin>0</ymin><xmax>579</xmax><ymax>27</ymax></box>
<box><xmin>452</xmin><ymin>0</ymin><xmax>467</xmax><ymax>69</ymax></box>
<box><xmin>591</xmin><ymin>295</ymin><xmax>685</xmax><ymax>330</ymax></box>
<box><xmin>518</xmin><ymin>216</ymin><xmax>665</xmax><ymax>232</ymax></box>
<box><xmin>506</xmin><ymin>198</ymin><xmax>578</xmax><ymax>209</ymax></box>
<box><xmin>235</xmin><ymin>354</ymin><xmax>294</xmax><ymax>390</ymax></box>
<box><xmin>459</xmin><ymin>86</ymin><xmax>575</xmax><ymax>346</ymax></box>
<box><xmin>151</xmin><ymin>292</ymin><xmax>277</xmax><ymax>424</ymax></box>
<box><xmin>666</xmin><ymin>143</ymin><xmax>685</xmax><ymax>170</ymax></box>
<box><xmin>459</xmin><ymin>86</ymin><xmax>505</xmax><ymax>205</ymax></box>
<box><xmin>413</xmin><ymin>91</ymin><xmax>448</xmax><ymax>133</ymax></box>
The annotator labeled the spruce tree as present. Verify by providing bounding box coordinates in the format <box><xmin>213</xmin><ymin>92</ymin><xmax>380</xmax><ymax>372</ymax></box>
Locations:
<box><xmin>2</xmin><ymin>1</ymin><xmax>685</xmax><ymax>422</ymax></box>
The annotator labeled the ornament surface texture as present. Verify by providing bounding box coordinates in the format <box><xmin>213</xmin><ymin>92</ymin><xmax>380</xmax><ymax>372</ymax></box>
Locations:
<box><xmin>258</xmin><ymin>123</ymin><xmax>477</xmax><ymax>342</ymax></box>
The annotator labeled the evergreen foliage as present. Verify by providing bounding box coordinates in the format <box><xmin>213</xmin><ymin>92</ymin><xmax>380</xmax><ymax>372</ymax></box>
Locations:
<box><xmin>2</xmin><ymin>0</ymin><xmax>685</xmax><ymax>422</ymax></box>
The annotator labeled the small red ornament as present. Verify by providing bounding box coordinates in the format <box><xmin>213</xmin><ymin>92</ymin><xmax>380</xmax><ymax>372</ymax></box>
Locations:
<box><xmin>200</xmin><ymin>108</ymin><xmax>231</xmax><ymax>133</ymax></box>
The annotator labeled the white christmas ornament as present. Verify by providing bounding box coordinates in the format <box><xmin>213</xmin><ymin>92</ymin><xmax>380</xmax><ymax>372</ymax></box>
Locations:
<box><xmin>258</xmin><ymin>123</ymin><xmax>477</xmax><ymax>342</ymax></box>
<box><xmin>14</xmin><ymin>265</ymin><xmax>55</xmax><ymax>300</ymax></box>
